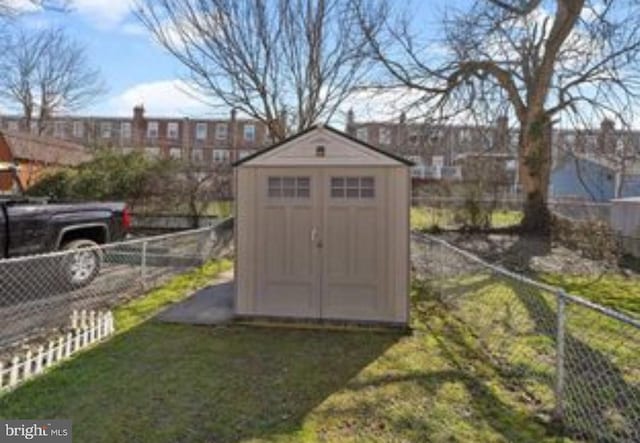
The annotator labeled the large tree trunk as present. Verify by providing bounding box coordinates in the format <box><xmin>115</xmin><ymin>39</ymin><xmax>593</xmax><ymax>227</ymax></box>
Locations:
<box><xmin>519</xmin><ymin>112</ymin><xmax>553</xmax><ymax>234</ymax></box>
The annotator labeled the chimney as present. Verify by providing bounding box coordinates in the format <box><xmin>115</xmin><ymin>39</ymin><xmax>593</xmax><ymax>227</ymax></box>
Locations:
<box><xmin>276</xmin><ymin>109</ymin><xmax>288</xmax><ymax>140</ymax></box>
<box><xmin>182</xmin><ymin>117</ymin><xmax>191</xmax><ymax>158</ymax></box>
<box><xmin>599</xmin><ymin>118</ymin><xmax>615</xmax><ymax>155</ymax></box>
<box><xmin>230</xmin><ymin>108</ymin><xmax>238</xmax><ymax>153</ymax></box>
<box><xmin>496</xmin><ymin>115</ymin><xmax>509</xmax><ymax>152</ymax></box>
<box><xmin>346</xmin><ymin>108</ymin><xmax>355</xmax><ymax>135</ymax></box>
<box><xmin>132</xmin><ymin>105</ymin><xmax>145</xmax><ymax>148</ymax></box>
<box><xmin>133</xmin><ymin>105</ymin><xmax>145</xmax><ymax>121</ymax></box>
<box><xmin>398</xmin><ymin>111</ymin><xmax>408</xmax><ymax>154</ymax></box>
<box><xmin>601</xmin><ymin>118</ymin><xmax>615</xmax><ymax>132</ymax></box>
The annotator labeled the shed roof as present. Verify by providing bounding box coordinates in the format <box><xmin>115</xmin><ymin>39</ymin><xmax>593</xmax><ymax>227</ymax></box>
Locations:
<box><xmin>0</xmin><ymin>130</ymin><xmax>92</xmax><ymax>166</ymax></box>
<box><xmin>233</xmin><ymin>124</ymin><xmax>414</xmax><ymax>167</ymax></box>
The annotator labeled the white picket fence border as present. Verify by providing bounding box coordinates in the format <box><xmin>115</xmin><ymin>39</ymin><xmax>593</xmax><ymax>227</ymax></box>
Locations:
<box><xmin>0</xmin><ymin>310</ymin><xmax>114</xmax><ymax>392</ymax></box>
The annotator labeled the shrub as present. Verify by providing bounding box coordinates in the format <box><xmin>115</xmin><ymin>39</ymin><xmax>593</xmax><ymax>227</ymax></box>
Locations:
<box><xmin>27</xmin><ymin>169</ymin><xmax>76</xmax><ymax>200</ymax></box>
<box><xmin>551</xmin><ymin>214</ymin><xmax>619</xmax><ymax>262</ymax></box>
<box><xmin>454</xmin><ymin>186</ymin><xmax>492</xmax><ymax>230</ymax></box>
<box><xmin>26</xmin><ymin>150</ymin><xmax>174</xmax><ymax>204</ymax></box>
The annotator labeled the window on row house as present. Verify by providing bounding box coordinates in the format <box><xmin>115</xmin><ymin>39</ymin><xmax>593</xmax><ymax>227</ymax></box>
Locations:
<box><xmin>121</xmin><ymin>122</ymin><xmax>132</xmax><ymax>139</ymax></box>
<box><xmin>216</xmin><ymin>123</ymin><xmax>228</xmax><ymax>140</ymax></box>
<box><xmin>213</xmin><ymin>149</ymin><xmax>230</xmax><ymax>163</ymax></box>
<box><xmin>169</xmin><ymin>147</ymin><xmax>182</xmax><ymax>159</ymax></box>
<box><xmin>168</xmin><ymin>122</ymin><xmax>179</xmax><ymax>139</ymax></box>
<box><xmin>101</xmin><ymin>122</ymin><xmax>112</xmax><ymax>138</ymax></box>
<box><xmin>191</xmin><ymin>148</ymin><xmax>204</xmax><ymax>162</ymax></box>
<box><xmin>73</xmin><ymin>121</ymin><xmax>84</xmax><ymax>138</ymax></box>
<box><xmin>379</xmin><ymin>127</ymin><xmax>391</xmax><ymax>145</ymax></box>
<box><xmin>239</xmin><ymin>150</ymin><xmax>253</xmax><ymax>160</ymax></box>
<box><xmin>244</xmin><ymin>124</ymin><xmax>255</xmax><ymax>142</ymax></box>
<box><xmin>147</xmin><ymin>121</ymin><xmax>159</xmax><ymax>138</ymax></box>
<box><xmin>196</xmin><ymin>122</ymin><xmax>207</xmax><ymax>140</ymax></box>
<box><xmin>356</xmin><ymin>127</ymin><xmax>368</xmax><ymax>142</ymax></box>
<box><xmin>54</xmin><ymin>121</ymin><xmax>66</xmax><ymax>137</ymax></box>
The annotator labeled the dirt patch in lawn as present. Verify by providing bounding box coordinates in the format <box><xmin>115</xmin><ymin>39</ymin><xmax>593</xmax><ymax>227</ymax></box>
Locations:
<box><xmin>435</xmin><ymin>232</ymin><xmax>640</xmax><ymax>316</ymax></box>
<box><xmin>441</xmin><ymin>232</ymin><xmax>628</xmax><ymax>275</ymax></box>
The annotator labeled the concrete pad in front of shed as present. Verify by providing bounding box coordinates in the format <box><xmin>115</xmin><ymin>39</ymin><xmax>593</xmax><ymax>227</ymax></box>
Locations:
<box><xmin>156</xmin><ymin>275</ymin><xmax>234</xmax><ymax>325</ymax></box>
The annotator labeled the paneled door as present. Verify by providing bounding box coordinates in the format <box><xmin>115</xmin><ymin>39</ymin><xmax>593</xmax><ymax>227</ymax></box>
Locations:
<box><xmin>256</xmin><ymin>168</ymin><xmax>322</xmax><ymax>318</ymax></box>
<box><xmin>320</xmin><ymin>169</ymin><xmax>387</xmax><ymax>320</ymax></box>
<box><xmin>256</xmin><ymin>168</ymin><xmax>386</xmax><ymax>320</ymax></box>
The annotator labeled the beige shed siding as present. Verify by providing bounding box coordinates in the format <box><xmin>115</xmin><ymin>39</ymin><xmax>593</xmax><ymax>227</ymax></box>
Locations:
<box><xmin>241</xmin><ymin>131</ymin><xmax>400</xmax><ymax>167</ymax></box>
<box><xmin>234</xmin><ymin>126</ymin><xmax>410</xmax><ymax>325</ymax></box>
<box><xmin>235</xmin><ymin>167</ymin><xmax>257</xmax><ymax>315</ymax></box>
<box><xmin>393</xmin><ymin>166</ymin><xmax>410</xmax><ymax>322</ymax></box>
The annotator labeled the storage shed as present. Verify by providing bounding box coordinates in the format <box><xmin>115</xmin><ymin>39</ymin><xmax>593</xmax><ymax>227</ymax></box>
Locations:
<box><xmin>233</xmin><ymin>125</ymin><xmax>411</xmax><ymax>326</ymax></box>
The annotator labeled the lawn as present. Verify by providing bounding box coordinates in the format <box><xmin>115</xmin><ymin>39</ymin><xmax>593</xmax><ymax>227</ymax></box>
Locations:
<box><xmin>541</xmin><ymin>273</ymin><xmax>640</xmax><ymax>317</ymax></box>
<box><xmin>1</xmin><ymin>259</ymin><xmax>636</xmax><ymax>442</ymax></box>
<box><xmin>1</xmin><ymin>267</ymin><xmax>565</xmax><ymax>443</ymax></box>
<box><xmin>410</xmin><ymin>206</ymin><xmax>523</xmax><ymax>231</ymax></box>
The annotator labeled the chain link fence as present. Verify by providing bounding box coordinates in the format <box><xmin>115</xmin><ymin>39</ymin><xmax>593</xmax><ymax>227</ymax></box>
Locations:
<box><xmin>412</xmin><ymin>232</ymin><xmax>640</xmax><ymax>442</ymax></box>
<box><xmin>0</xmin><ymin>220</ymin><xmax>233</xmax><ymax>354</ymax></box>
<box><xmin>548</xmin><ymin>199</ymin><xmax>612</xmax><ymax>222</ymax></box>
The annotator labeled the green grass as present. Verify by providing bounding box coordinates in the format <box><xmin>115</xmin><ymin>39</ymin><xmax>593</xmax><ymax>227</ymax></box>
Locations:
<box><xmin>491</xmin><ymin>210</ymin><xmax>524</xmax><ymax>228</ymax></box>
<box><xmin>411</xmin><ymin>206</ymin><xmax>522</xmax><ymax>231</ymax></box>
<box><xmin>410</xmin><ymin>206</ymin><xmax>456</xmax><ymax>230</ymax></box>
<box><xmin>2</xmin><ymin>260</ymin><xmax>636</xmax><ymax>442</ymax></box>
<box><xmin>541</xmin><ymin>273</ymin><xmax>640</xmax><ymax>317</ymax></box>
<box><xmin>0</xmin><ymin>265</ymin><xmax>578</xmax><ymax>443</ymax></box>
<box><xmin>116</xmin><ymin>259</ymin><xmax>233</xmax><ymax>331</ymax></box>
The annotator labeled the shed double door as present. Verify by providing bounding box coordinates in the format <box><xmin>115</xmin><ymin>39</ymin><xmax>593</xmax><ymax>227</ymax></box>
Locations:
<box><xmin>256</xmin><ymin>167</ymin><xmax>387</xmax><ymax>320</ymax></box>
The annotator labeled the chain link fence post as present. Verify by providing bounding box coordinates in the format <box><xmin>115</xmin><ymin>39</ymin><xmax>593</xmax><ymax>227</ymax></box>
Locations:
<box><xmin>141</xmin><ymin>240</ymin><xmax>148</xmax><ymax>290</ymax></box>
<box><xmin>553</xmin><ymin>289</ymin><xmax>567</xmax><ymax>425</ymax></box>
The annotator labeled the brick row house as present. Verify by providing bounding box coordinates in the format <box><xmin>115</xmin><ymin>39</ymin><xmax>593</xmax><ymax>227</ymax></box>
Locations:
<box><xmin>345</xmin><ymin>110</ymin><xmax>518</xmax><ymax>189</ymax></box>
<box><xmin>344</xmin><ymin>110</ymin><xmax>640</xmax><ymax>197</ymax></box>
<box><xmin>0</xmin><ymin>106</ymin><xmax>270</xmax><ymax>165</ymax></box>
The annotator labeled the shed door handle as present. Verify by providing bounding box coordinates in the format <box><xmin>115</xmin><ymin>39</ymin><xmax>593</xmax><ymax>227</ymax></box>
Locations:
<box><xmin>311</xmin><ymin>227</ymin><xmax>323</xmax><ymax>248</ymax></box>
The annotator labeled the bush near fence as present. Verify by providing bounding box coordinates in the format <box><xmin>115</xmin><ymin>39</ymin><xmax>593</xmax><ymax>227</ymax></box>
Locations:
<box><xmin>551</xmin><ymin>213</ymin><xmax>620</xmax><ymax>262</ymax></box>
<box><xmin>412</xmin><ymin>232</ymin><xmax>640</xmax><ymax>442</ymax></box>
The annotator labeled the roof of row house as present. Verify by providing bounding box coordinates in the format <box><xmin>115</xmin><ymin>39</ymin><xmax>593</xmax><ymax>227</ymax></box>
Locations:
<box><xmin>0</xmin><ymin>131</ymin><xmax>92</xmax><ymax>166</ymax></box>
<box><xmin>233</xmin><ymin>124</ymin><xmax>414</xmax><ymax>167</ymax></box>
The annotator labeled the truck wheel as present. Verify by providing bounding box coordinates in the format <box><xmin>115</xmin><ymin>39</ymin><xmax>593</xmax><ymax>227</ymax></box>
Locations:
<box><xmin>60</xmin><ymin>239</ymin><xmax>102</xmax><ymax>288</ymax></box>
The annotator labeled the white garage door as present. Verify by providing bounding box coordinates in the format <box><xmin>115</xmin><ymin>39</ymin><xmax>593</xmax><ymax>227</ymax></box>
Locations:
<box><xmin>256</xmin><ymin>168</ymin><xmax>388</xmax><ymax>320</ymax></box>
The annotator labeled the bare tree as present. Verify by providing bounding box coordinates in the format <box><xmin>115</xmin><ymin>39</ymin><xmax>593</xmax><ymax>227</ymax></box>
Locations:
<box><xmin>180</xmin><ymin>162</ymin><xmax>233</xmax><ymax>228</ymax></box>
<box><xmin>145</xmin><ymin>159</ymin><xmax>232</xmax><ymax>228</ymax></box>
<box><xmin>0</xmin><ymin>27</ymin><xmax>104</xmax><ymax>134</ymax></box>
<box><xmin>353</xmin><ymin>0</ymin><xmax>640</xmax><ymax>232</ymax></box>
<box><xmin>135</xmin><ymin>0</ymin><xmax>378</xmax><ymax>140</ymax></box>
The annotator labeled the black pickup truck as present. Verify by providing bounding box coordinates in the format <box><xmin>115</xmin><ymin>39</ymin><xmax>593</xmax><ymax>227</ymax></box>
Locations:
<box><xmin>0</xmin><ymin>164</ymin><xmax>130</xmax><ymax>287</ymax></box>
